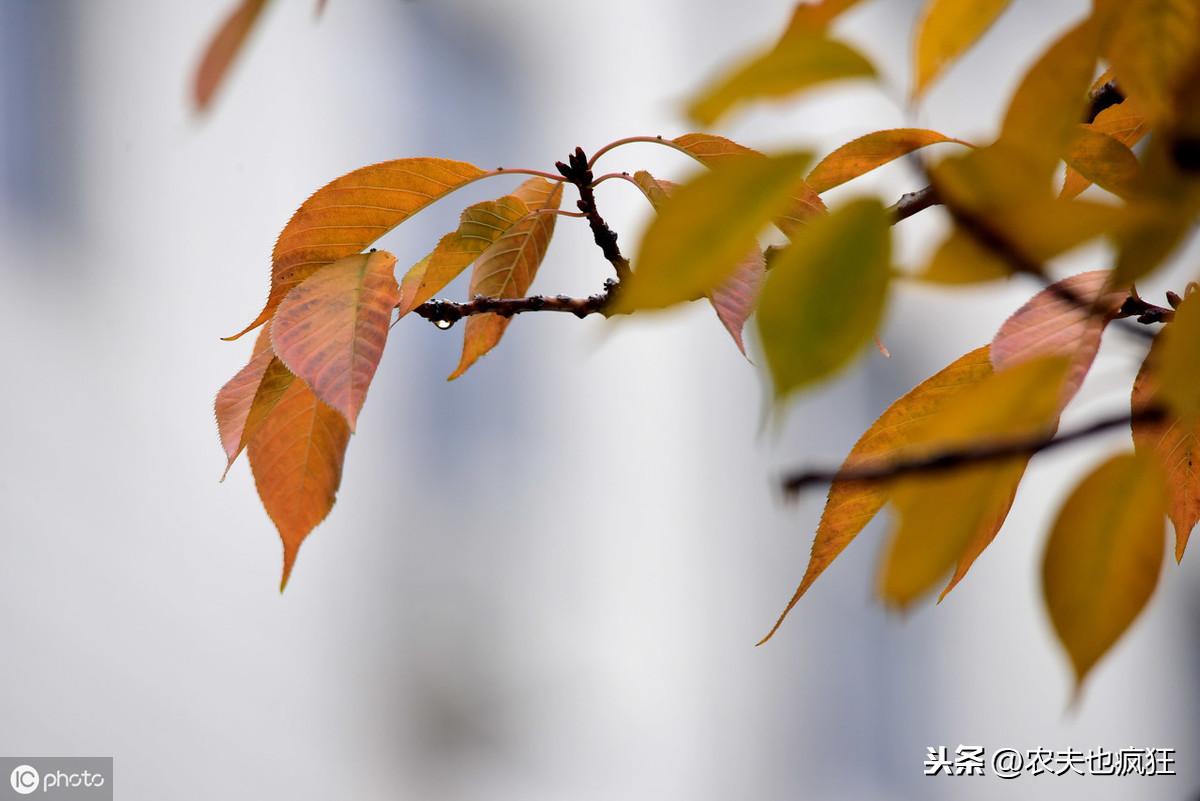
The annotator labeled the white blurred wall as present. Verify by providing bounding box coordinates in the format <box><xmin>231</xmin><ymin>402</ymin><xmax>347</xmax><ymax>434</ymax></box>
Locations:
<box><xmin>0</xmin><ymin>1</ymin><xmax>1197</xmax><ymax>800</ymax></box>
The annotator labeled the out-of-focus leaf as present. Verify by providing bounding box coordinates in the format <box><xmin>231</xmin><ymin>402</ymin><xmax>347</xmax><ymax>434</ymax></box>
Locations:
<box><xmin>271</xmin><ymin>251</ymin><xmax>399</xmax><ymax>430</ymax></box>
<box><xmin>448</xmin><ymin>179</ymin><xmax>562</xmax><ymax>380</ymax></box>
<box><xmin>1132</xmin><ymin>338</ymin><xmax>1200</xmax><ymax>561</ymax></box>
<box><xmin>921</xmin><ymin>227</ymin><xmax>1012</xmax><ymax>284</ymax></box>
<box><xmin>879</xmin><ymin>357</ymin><xmax>1069</xmax><ymax>608</ymax></box>
<box><xmin>760</xmin><ymin>347</ymin><xmax>993</xmax><ymax>643</ymax></box>
<box><xmin>687</xmin><ymin>27</ymin><xmax>874</xmax><ymax>125</ymax></box>
<box><xmin>783</xmin><ymin>0</ymin><xmax>864</xmax><ymax>33</ymax></box>
<box><xmin>215</xmin><ymin>323</ymin><xmax>276</xmax><ymax>473</ymax></box>
<box><xmin>193</xmin><ymin>0</ymin><xmax>269</xmax><ymax>111</ymax></box>
<box><xmin>631</xmin><ymin>171</ymin><xmax>765</xmax><ymax>355</ymax></box>
<box><xmin>912</xmin><ymin>0</ymin><xmax>1013</xmax><ymax>97</ymax></box>
<box><xmin>397</xmin><ymin>196</ymin><xmax>531</xmax><ymax>316</ymax></box>
<box><xmin>1062</xmin><ymin>127</ymin><xmax>1142</xmax><ymax>199</ymax></box>
<box><xmin>1098</xmin><ymin>0</ymin><xmax>1200</xmax><ymax>121</ymax></box>
<box><xmin>1042</xmin><ymin>451</ymin><xmax>1167</xmax><ymax>689</ymax></box>
<box><xmin>248</xmin><ymin>376</ymin><xmax>352</xmax><ymax>590</ymax></box>
<box><xmin>670</xmin><ymin>133</ymin><xmax>827</xmax><ymax>231</ymax></box>
<box><xmin>990</xmin><ymin>270</ymin><xmax>1129</xmax><ymax>407</ymax></box>
<box><xmin>228</xmin><ymin>157</ymin><xmax>492</xmax><ymax>340</ymax></box>
<box><xmin>805</xmin><ymin>128</ymin><xmax>971</xmax><ymax>194</ymax></box>
<box><xmin>757</xmin><ymin>198</ymin><xmax>890</xmax><ymax>400</ymax></box>
<box><xmin>1062</xmin><ymin>97</ymin><xmax>1149</xmax><ymax>198</ymax></box>
<box><xmin>613</xmin><ymin>152</ymin><xmax>812</xmax><ymax>313</ymax></box>
<box><xmin>1157</xmin><ymin>293</ymin><xmax>1200</xmax><ymax>420</ymax></box>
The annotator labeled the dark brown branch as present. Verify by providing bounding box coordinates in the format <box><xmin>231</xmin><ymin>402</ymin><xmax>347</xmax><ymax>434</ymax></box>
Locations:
<box><xmin>556</xmin><ymin>146</ymin><xmax>632</xmax><ymax>281</ymax></box>
<box><xmin>781</xmin><ymin>406</ymin><xmax>1165</xmax><ymax>494</ymax></box>
<box><xmin>1086</xmin><ymin>79</ymin><xmax>1125</xmax><ymax>123</ymax></box>
<box><xmin>409</xmin><ymin>280</ymin><xmax>618</xmax><ymax>327</ymax></box>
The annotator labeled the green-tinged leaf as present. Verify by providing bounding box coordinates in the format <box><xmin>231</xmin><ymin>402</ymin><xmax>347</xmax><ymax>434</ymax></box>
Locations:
<box><xmin>757</xmin><ymin>198</ymin><xmax>890</xmax><ymax>400</ymax></box>
<box><xmin>688</xmin><ymin>29</ymin><xmax>874</xmax><ymax>125</ymax></box>
<box><xmin>1043</xmin><ymin>452</ymin><xmax>1167</xmax><ymax>689</ymax></box>
<box><xmin>1157</xmin><ymin>293</ymin><xmax>1200</xmax><ymax>420</ymax></box>
<box><xmin>613</xmin><ymin>152</ymin><xmax>812</xmax><ymax>312</ymax></box>
<box><xmin>805</xmin><ymin>128</ymin><xmax>971</xmax><ymax>194</ymax></box>
<box><xmin>760</xmin><ymin>347</ymin><xmax>994</xmax><ymax>643</ymax></box>
<box><xmin>449</xmin><ymin>179</ymin><xmax>562</xmax><ymax>379</ymax></box>
<box><xmin>879</xmin><ymin>357</ymin><xmax>1070</xmax><ymax>608</ymax></box>
<box><xmin>1098</xmin><ymin>0</ymin><xmax>1200</xmax><ymax>121</ymax></box>
<box><xmin>270</xmin><ymin>251</ymin><xmax>399</xmax><ymax>430</ymax></box>
<box><xmin>912</xmin><ymin>0</ymin><xmax>1013</xmax><ymax>96</ymax></box>
<box><xmin>1063</xmin><ymin>127</ymin><xmax>1142</xmax><ymax>199</ymax></box>
<box><xmin>1062</xmin><ymin>96</ymin><xmax>1149</xmax><ymax>198</ymax></box>
<box><xmin>921</xmin><ymin>226</ymin><xmax>1012</xmax><ymax>284</ymax></box>
<box><xmin>1132</xmin><ymin>338</ymin><xmax>1200</xmax><ymax>561</ymax></box>
<box><xmin>228</xmin><ymin>157</ymin><xmax>493</xmax><ymax>340</ymax></box>
<box><xmin>248</xmin><ymin>375</ymin><xmax>352</xmax><ymax>590</ymax></box>
<box><xmin>397</xmin><ymin>195</ymin><xmax>531</xmax><ymax>316</ymax></box>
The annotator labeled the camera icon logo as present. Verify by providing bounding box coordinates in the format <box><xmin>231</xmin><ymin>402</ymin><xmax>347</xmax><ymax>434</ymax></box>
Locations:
<box><xmin>9</xmin><ymin>765</ymin><xmax>39</xmax><ymax>795</ymax></box>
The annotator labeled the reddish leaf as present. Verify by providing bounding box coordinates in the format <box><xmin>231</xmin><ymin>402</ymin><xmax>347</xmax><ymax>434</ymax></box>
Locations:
<box><xmin>215</xmin><ymin>324</ymin><xmax>275</xmax><ymax>473</ymax></box>
<box><xmin>229</xmin><ymin>158</ymin><xmax>492</xmax><ymax>340</ymax></box>
<box><xmin>805</xmin><ymin>128</ymin><xmax>971</xmax><ymax>194</ymax></box>
<box><xmin>990</xmin><ymin>270</ymin><xmax>1128</xmax><ymax>407</ymax></box>
<box><xmin>271</xmin><ymin>251</ymin><xmax>400</xmax><ymax>430</ymax></box>
<box><xmin>247</xmin><ymin>377</ymin><xmax>351</xmax><ymax>590</ymax></box>
<box><xmin>193</xmin><ymin>0</ymin><xmax>269</xmax><ymax>111</ymax></box>
<box><xmin>448</xmin><ymin>179</ymin><xmax>562</xmax><ymax>379</ymax></box>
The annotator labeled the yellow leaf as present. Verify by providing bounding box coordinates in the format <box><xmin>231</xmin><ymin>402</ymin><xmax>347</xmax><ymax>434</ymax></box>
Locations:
<box><xmin>1157</xmin><ymin>293</ymin><xmax>1200</xmax><ymax>420</ymax></box>
<box><xmin>1098</xmin><ymin>0</ymin><xmax>1200</xmax><ymax>121</ymax></box>
<box><xmin>1062</xmin><ymin>127</ymin><xmax>1142</xmax><ymax>199</ymax></box>
<box><xmin>613</xmin><ymin>152</ymin><xmax>812</xmax><ymax>312</ymax></box>
<box><xmin>760</xmin><ymin>346</ymin><xmax>994</xmax><ymax>643</ymax></box>
<box><xmin>879</xmin><ymin>357</ymin><xmax>1070</xmax><ymax>608</ymax></box>
<box><xmin>1042</xmin><ymin>452</ymin><xmax>1167</xmax><ymax>689</ymax></box>
<box><xmin>757</xmin><ymin>199</ymin><xmax>891</xmax><ymax>400</ymax></box>
<box><xmin>912</xmin><ymin>0</ymin><xmax>1012</xmax><ymax>96</ymax></box>
<box><xmin>1132</xmin><ymin>337</ymin><xmax>1200</xmax><ymax>561</ymax></box>
<box><xmin>448</xmin><ymin>179</ymin><xmax>563</xmax><ymax>379</ymax></box>
<box><xmin>397</xmin><ymin>195</ymin><xmax>532</xmax><ymax>316</ymax></box>
<box><xmin>228</xmin><ymin>157</ymin><xmax>492</xmax><ymax>339</ymax></box>
<box><xmin>805</xmin><ymin>128</ymin><xmax>971</xmax><ymax>194</ymax></box>
<box><xmin>687</xmin><ymin>27</ymin><xmax>874</xmax><ymax>125</ymax></box>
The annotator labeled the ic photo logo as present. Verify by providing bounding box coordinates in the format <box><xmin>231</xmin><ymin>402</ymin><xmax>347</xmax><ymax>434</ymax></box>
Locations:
<box><xmin>9</xmin><ymin>765</ymin><xmax>38</xmax><ymax>796</ymax></box>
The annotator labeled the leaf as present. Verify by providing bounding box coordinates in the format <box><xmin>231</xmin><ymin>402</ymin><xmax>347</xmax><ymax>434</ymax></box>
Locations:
<box><xmin>1098</xmin><ymin>0</ymin><xmax>1200</xmax><ymax>121</ymax></box>
<box><xmin>397</xmin><ymin>195</ymin><xmax>532</xmax><ymax>317</ymax></box>
<box><xmin>215</xmin><ymin>323</ymin><xmax>276</xmax><ymax>473</ymax></box>
<box><xmin>631</xmin><ymin>171</ymin><xmax>765</xmax><ymax>355</ymax></box>
<box><xmin>1042</xmin><ymin>451</ymin><xmax>1167</xmax><ymax>689</ymax></box>
<box><xmin>1157</xmin><ymin>293</ymin><xmax>1200</xmax><ymax>420</ymax></box>
<box><xmin>990</xmin><ymin>270</ymin><xmax>1129</xmax><ymax>407</ymax></box>
<box><xmin>193</xmin><ymin>0</ymin><xmax>269</xmax><ymax>111</ymax></box>
<box><xmin>879</xmin><ymin>357</ymin><xmax>1070</xmax><ymax>608</ymax></box>
<box><xmin>1062</xmin><ymin>97</ymin><xmax>1149</xmax><ymax>198</ymax></box>
<box><xmin>760</xmin><ymin>346</ymin><xmax>994</xmax><ymax>643</ymax></box>
<box><xmin>756</xmin><ymin>198</ymin><xmax>891</xmax><ymax>400</ymax></box>
<box><xmin>670</xmin><ymin>134</ymin><xmax>827</xmax><ymax>232</ymax></box>
<box><xmin>782</xmin><ymin>0</ymin><xmax>864</xmax><ymax>34</ymax></box>
<box><xmin>687</xmin><ymin>27</ymin><xmax>874</xmax><ymax>125</ymax></box>
<box><xmin>612</xmin><ymin>152</ymin><xmax>812</xmax><ymax>313</ymax></box>
<box><xmin>1132</xmin><ymin>338</ymin><xmax>1200</xmax><ymax>561</ymax></box>
<box><xmin>448</xmin><ymin>179</ymin><xmax>562</xmax><ymax>379</ymax></box>
<box><xmin>804</xmin><ymin>128</ymin><xmax>971</xmax><ymax>194</ymax></box>
<box><xmin>247</xmin><ymin>376</ymin><xmax>351</xmax><ymax>590</ymax></box>
<box><xmin>228</xmin><ymin>157</ymin><xmax>492</xmax><ymax>340</ymax></box>
<box><xmin>270</xmin><ymin>251</ymin><xmax>400</xmax><ymax>430</ymax></box>
<box><xmin>1062</xmin><ymin>127</ymin><xmax>1142</xmax><ymax>199</ymax></box>
<box><xmin>912</xmin><ymin>0</ymin><xmax>1013</xmax><ymax>97</ymax></box>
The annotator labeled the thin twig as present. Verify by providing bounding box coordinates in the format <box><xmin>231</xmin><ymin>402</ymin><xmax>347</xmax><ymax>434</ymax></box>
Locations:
<box><xmin>556</xmin><ymin>146</ymin><xmax>632</xmax><ymax>280</ymax></box>
<box><xmin>409</xmin><ymin>280</ymin><xmax>619</xmax><ymax>326</ymax></box>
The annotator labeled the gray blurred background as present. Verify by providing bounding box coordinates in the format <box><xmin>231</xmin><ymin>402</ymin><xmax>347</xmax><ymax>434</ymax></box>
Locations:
<box><xmin>0</xmin><ymin>1</ymin><xmax>1197</xmax><ymax>799</ymax></box>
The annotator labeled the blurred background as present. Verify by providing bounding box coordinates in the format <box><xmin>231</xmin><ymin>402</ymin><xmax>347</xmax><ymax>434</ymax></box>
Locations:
<box><xmin>0</xmin><ymin>1</ymin><xmax>1197</xmax><ymax>799</ymax></box>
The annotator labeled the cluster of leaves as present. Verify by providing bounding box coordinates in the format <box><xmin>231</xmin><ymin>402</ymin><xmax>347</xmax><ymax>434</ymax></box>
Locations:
<box><xmin>213</xmin><ymin>0</ymin><xmax>1200</xmax><ymax>695</ymax></box>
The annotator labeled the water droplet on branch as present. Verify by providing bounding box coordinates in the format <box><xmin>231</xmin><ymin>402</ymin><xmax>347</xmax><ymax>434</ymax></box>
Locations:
<box><xmin>433</xmin><ymin>318</ymin><xmax>455</xmax><ymax>330</ymax></box>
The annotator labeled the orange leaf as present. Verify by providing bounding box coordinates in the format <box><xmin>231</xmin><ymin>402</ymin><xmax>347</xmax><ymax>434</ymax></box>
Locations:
<box><xmin>228</xmin><ymin>157</ymin><xmax>492</xmax><ymax>340</ymax></box>
<box><xmin>782</xmin><ymin>0</ymin><xmax>864</xmax><ymax>34</ymax></box>
<box><xmin>248</xmin><ymin>377</ymin><xmax>351</xmax><ymax>590</ymax></box>
<box><xmin>1098</xmin><ymin>0</ymin><xmax>1200</xmax><ymax>121</ymax></box>
<box><xmin>1042</xmin><ymin>451</ymin><xmax>1167</xmax><ymax>690</ymax></box>
<box><xmin>805</xmin><ymin>128</ymin><xmax>971</xmax><ymax>194</ymax></box>
<box><xmin>1062</xmin><ymin>127</ymin><xmax>1141</xmax><ymax>199</ymax></box>
<box><xmin>271</xmin><ymin>251</ymin><xmax>400</xmax><ymax>430</ymax></box>
<box><xmin>990</xmin><ymin>270</ymin><xmax>1128</xmax><ymax>408</ymax></box>
<box><xmin>193</xmin><ymin>0</ymin><xmax>269</xmax><ymax>111</ymax></box>
<box><xmin>397</xmin><ymin>195</ymin><xmax>531</xmax><ymax>317</ymax></box>
<box><xmin>1132</xmin><ymin>338</ymin><xmax>1200</xmax><ymax>561</ymax></box>
<box><xmin>448</xmin><ymin>179</ymin><xmax>563</xmax><ymax>379</ymax></box>
<box><xmin>1062</xmin><ymin>97</ymin><xmax>1149</xmax><ymax>198</ymax></box>
<box><xmin>912</xmin><ymin>0</ymin><xmax>1013</xmax><ymax>97</ymax></box>
<box><xmin>215</xmin><ymin>324</ymin><xmax>276</xmax><ymax>472</ymax></box>
<box><xmin>760</xmin><ymin>347</ymin><xmax>993</xmax><ymax>643</ymax></box>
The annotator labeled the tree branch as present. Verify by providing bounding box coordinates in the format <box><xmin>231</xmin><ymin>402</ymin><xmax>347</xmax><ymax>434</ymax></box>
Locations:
<box><xmin>410</xmin><ymin>280</ymin><xmax>619</xmax><ymax>327</ymax></box>
<box><xmin>780</xmin><ymin>406</ymin><xmax>1165</xmax><ymax>495</ymax></box>
<box><xmin>556</xmin><ymin>146</ymin><xmax>632</xmax><ymax>281</ymax></box>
